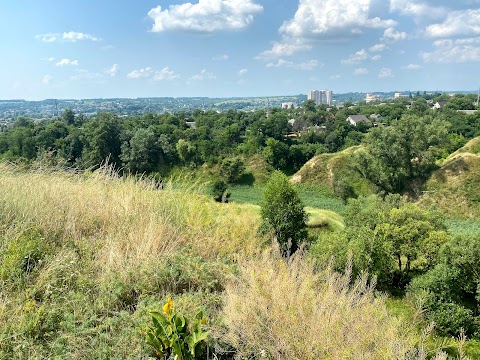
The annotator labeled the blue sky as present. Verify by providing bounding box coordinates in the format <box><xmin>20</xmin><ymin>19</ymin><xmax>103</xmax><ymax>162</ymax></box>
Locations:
<box><xmin>1</xmin><ymin>0</ymin><xmax>480</xmax><ymax>100</ymax></box>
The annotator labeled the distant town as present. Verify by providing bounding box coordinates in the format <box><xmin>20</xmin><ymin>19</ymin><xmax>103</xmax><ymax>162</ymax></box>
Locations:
<box><xmin>0</xmin><ymin>90</ymin><xmax>478</xmax><ymax>123</ymax></box>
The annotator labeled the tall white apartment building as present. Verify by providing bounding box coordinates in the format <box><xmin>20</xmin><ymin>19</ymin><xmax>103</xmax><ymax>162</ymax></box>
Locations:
<box><xmin>307</xmin><ymin>90</ymin><xmax>333</xmax><ymax>106</ymax></box>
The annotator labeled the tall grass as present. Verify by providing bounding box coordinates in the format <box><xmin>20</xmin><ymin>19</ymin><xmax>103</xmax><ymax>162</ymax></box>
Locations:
<box><xmin>0</xmin><ymin>163</ymin><xmax>262</xmax><ymax>276</ymax></box>
<box><xmin>221</xmin><ymin>247</ymin><xmax>419</xmax><ymax>359</ymax></box>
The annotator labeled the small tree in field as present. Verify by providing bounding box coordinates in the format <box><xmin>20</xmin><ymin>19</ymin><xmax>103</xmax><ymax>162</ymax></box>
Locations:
<box><xmin>260</xmin><ymin>171</ymin><xmax>307</xmax><ymax>255</ymax></box>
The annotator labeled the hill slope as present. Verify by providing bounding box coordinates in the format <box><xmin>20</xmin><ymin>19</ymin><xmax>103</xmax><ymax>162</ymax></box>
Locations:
<box><xmin>291</xmin><ymin>146</ymin><xmax>375</xmax><ymax>196</ymax></box>
<box><xmin>419</xmin><ymin>137</ymin><xmax>480</xmax><ymax>218</ymax></box>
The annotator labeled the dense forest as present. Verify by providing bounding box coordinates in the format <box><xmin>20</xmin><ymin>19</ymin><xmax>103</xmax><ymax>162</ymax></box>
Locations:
<box><xmin>1</xmin><ymin>92</ymin><xmax>480</xmax><ymax>358</ymax></box>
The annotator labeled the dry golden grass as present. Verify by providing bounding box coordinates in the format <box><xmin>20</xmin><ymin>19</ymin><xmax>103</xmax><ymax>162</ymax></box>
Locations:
<box><xmin>0</xmin><ymin>163</ymin><xmax>263</xmax><ymax>279</ymax></box>
<box><xmin>221</xmin><ymin>247</ymin><xmax>419</xmax><ymax>360</ymax></box>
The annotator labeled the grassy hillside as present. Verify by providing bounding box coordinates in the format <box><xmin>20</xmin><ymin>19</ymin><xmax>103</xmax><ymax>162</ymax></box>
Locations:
<box><xmin>419</xmin><ymin>137</ymin><xmax>480</xmax><ymax>218</ymax></box>
<box><xmin>0</xmin><ymin>163</ymin><xmax>465</xmax><ymax>358</ymax></box>
<box><xmin>291</xmin><ymin>146</ymin><xmax>375</xmax><ymax>196</ymax></box>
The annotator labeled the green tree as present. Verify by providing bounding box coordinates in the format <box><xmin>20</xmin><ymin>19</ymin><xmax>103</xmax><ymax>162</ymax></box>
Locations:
<box><xmin>219</xmin><ymin>157</ymin><xmax>245</xmax><ymax>183</ymax></box>
<box><xmin>121</xmin><ymin>128</ymin><xmax>161</xmax><ymax>174</ymax></box>
<box><xmin>81</xmin><ymin>113</ymin><xmax>122</xmax><ymax>168</ymax></box>
<box><xmin>61</xmin><ymin>109</ymin><xmax>75</xmax><ymax>125</ymax></box>
<box><xmin>176</xmin><ymin>139</ymin><xmax>197</xmax><ymax>165</ymax></box>
<box><xmin>263</xmin><ymin>138</ymin><xmax>289</xmax><ymax>170</ymax></box>
<box><xmin>260</xmin><ymin>171</ymin><xmax>307</xmax><ymax>255</ymax></box>
<box><xmin>353</xmin><ymin>114</ymin><xmax>450</xmax><ymax>193</ymax></box>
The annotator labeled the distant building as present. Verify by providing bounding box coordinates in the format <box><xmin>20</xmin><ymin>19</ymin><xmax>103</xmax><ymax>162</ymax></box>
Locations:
<box><xmin>347</xmin><ymin>115</ymin><xmax>369</xmax><ymax>126</ymax></box>
<box><xmin>366</xmin><ymin>93</ymin><xmax>380</xmax><ymax>103</ymax></box>
<box><xmin>307</xmin><ymin>90</ymin><xmax>333</xmax><ymax>106</ymax></box>
<box><xmin>282</xmin><ymin>102</ymin><xmax>296</xmax><ymax>109</ymax></box>
<box><xmin>394</xmin><ymin>92</ymin><xmax>407</xmax><ymax>99</ymax></box>
<box><xmin>433</xmin><ymin>101</ymin><xmax>447</xmax><ymax>109</ymax></box>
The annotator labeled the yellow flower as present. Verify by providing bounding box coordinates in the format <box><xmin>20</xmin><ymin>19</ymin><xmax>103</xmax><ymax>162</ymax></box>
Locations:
<box><xmin>163</xmin><ymin>298</ymin><xmax>173</xmax><ymax>316</ymax></box>
<box><xmin>201</xmin><ymin>317</ymin><xmax>207</xmax><ymax>325</ymax></box>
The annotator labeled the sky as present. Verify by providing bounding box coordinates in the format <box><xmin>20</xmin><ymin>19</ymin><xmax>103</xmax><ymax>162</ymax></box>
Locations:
<box><xmin>1</xmin><ymin>0</ymin><xmax>480</xmax><ymax>100</ymax></box>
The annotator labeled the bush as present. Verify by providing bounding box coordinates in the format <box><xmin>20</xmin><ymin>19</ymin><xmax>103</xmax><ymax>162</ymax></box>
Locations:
<box><xmin>260</xmin><ymin>171</ymin><xmax>307</xmax><ymax>255</ymax></box>
<box><xmin>221</xmin><ymin>248</ymin><xmax>416</xmax><ymax>359</ymax></box>
<box><xmin>210</xmin><ymin>180</ymin><xmax>230</xmax><ymax>203</ymax></box>
<box><xmin>219</xmin><ymin>157</ymin><xmax>245</xmax><ymax>183</ymax></box>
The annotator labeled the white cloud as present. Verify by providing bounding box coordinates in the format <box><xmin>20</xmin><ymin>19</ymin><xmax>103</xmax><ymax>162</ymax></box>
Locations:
<box><xmin>341</xmin><ymin>49</ymin><xmax>368</xmax><ymax>64</ymax></box>
<box><xmin>279</xmin><ymin>0</ymin><xmax>396</xmax><ymax>40</ymax></box>
<box><xmin>106</xmin><ymin>64</ymin><xmax>119</xmax><ymax>77</ymax></box>
<box><xmin>371</xmin><ymin>55</ymin><xmax>381</xmax><ymax>61</ymax></box>
<box><xmin>238</xmin><ymin>69</ymin><xmax>248</xmax><ymax>76</ymax></box>
<box><xmin>191</xmin><ymin>69</ymin><xmax>216</xmax><ymax>81</ymax></box>
<box><xmin>330</xmin><ymin>74</ymin><xmax>342</xmax><ymax>79</ymax></box>
<box><xmin>382</xmin><ymin>27</ymin><xmax>407</xmax><ymax>42</ymax></box>
<box><xmin>389</xmin><ymin>0</ymin><xmax>447</xmax><ymax>20</ymax></box>
<box><xmin>265</xmin><ymin>59</ymin><xmax>320</xmax><ymax>70</ymax></box>
<box><xmin>148</xmin><ymin>0</ymin><xmax>263</xmax><ymax>33</ymax></box>
<box><xmin>425</xmin><ymin>9</ymin><xmax>480</xmax><ymax>38</ymax></box>
<box><xmin>56</xmin><ymin>59</ymin><xmax>79</xmax><ymax>67</ymax></box>
<box><xmin>213</xmin><ymin>54</ymin><xmax>229</xmax><ymax>61</ymax></box>
<box><xmin>42</xmin><ymin>74</ymin><xmax>53</xmax><ymax>85</ymax></box>
<box><xmin>127</xmin><ymin>67</ymin><xmax>153</xmax><ymax>79</ymax></box>
<box><xmin>256</xmin><ymin>41</ymin><xmax>312</xmax><ymax>59</ymax></box>
<box><xmin>369</xmin><ymin>43</ymin><xmax>387</xmax><ymax>52</ymax></box>
<box><xmin>48</xmin><ymin>57</ymin><xmax>56</xmax><ymax>62</ymax></box>
<box><xmin>421</xmin><ymin>37</ymin><xmax>480</xmax><ymax>63</ymax></box>
<box><xmin>127</xmin><ymin>66</ymin><xmax>178</xmax><ymax>80</ymax></box>
<box><xmin>402</xmin><ymin>63</ymin><xmax>422</xmax><ymax>70</ymax></box>
<box><xmin>354</xmin><ymin>67</ymin><xmax>369</xmax><ymax>75</ymax></box>
<box><xmin>378</xmin><ymin>67</ymin><xmax>394</xmax><ymax>78</ymax></box>
<box><xmin>36</xmin><ymin>31</ymin><xmax>100</xmax><ymax>42</ymax></box>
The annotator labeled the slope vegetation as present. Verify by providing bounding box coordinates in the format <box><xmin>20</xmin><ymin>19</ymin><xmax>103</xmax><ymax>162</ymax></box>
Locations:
<box><xmin>291</xmin><ymin>146</ymin><xmax>375</xmax><ymax>195</ymax></box>
<box><xmin>419</xmin><ymin>137</ymin><xmax>480</xmax><ymax>218</ymax></box>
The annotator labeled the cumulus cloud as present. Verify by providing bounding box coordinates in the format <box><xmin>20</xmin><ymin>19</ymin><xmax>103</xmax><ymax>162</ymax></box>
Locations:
<box><xmin>191</xmin><ymin>69</ymin><xmax>216</xmax><ymax>81</ymax></box>
<box><xmin>148</xmin><ymin>0</ymin><xmax>263</xmax><ymax>33</ymax></box>
<box><xmin>402</xmin><ymin>63</ymin><xmax>422</xmax><ymax>69</ymax></box>
<box><xmin>341</xmin><ymin>49</ymin><xmax>369</xmax><ymax>64</ymax></box>
<box><xmin>106</xmin><ymin>64</ymin><xmax>119</xmax><ymax>77</ymax></box>
<box><xmin>154</xmin><ymin>67</ymin><xmax>178</xmax><ymax>81</ymax></box>
<box><xmin>36</xmin><ymin>31</ymin><xmax>100</xmax><ymax>42</ymax></box>
<box><xmin>371</xmin><ymin>55</ymin><xmax>381</xmax><ymax>61</ymax></box>
<box><xmin>389</xmin><ymin>0</ymin><xmax>447</xmax><ymax>20</ymax></box>
<box><xmin>255</xmin><ymin>41</ymin><xmax>312</xmax><ymax>59</ymax></box>
<box><xmin>56</xmin><ymin>59</ymin><xmax>79</xmax><ymax>67</ymax></box>
<box><xmin>354</xmin><ymin>67</ymin><xmax>369</xmax><ymax>75</ymax></box>
<box><xmin>279</xmin><ymin>0</ymin><xmax>396</xmax><ymax>39</ymax></box>
<box><xmin>382</xmin><ymin>27</ymin><xmax>407</xmax><ymax>42</ymax></box>
<box><xmin>378</xmin><ymin>67</ymin><xmax>394</xmax><ymax>78</ymax></box>
<box><xmin>425</xmin><ymin>9</ymin><xmax>480</xmax><ymax>38</ymax></box>
<box><xmin>265</xmin><ymin>59</ymin><xmax>320</xmax><ymax>70</ymax></box>
<box><xmin>369</xmin><ymin>43</ymin><xmax>387</xmax><ymax>52</ymax></box>
<box><xmin>238</xmin><ymin>69</ymin><xmax>248</xmax><ymax>76</ymax></box>
<box><xmin>127</xmin><ymin>67</ymin><xmax>153</xmax><ymax>79</ymax></box>
<box><xmin>421</xmin><ymin>37</ymin><xmax>480</xmax><ymax>63</ymax></box>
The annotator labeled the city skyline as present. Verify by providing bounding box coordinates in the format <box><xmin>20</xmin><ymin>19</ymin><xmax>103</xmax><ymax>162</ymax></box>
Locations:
<box><xmin>1</xmin><ymin>0</ymin><xmax>480</xmax><ymax>100</ymax></box>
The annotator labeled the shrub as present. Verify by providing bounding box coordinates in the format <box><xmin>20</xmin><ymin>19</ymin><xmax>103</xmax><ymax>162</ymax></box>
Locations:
<box><xmin>210</xmin><ymin>180</ymin><xmax>230</xmax><ymax>203</ymax></box>
<box><xmin>221</xmin><ymin>248</ymin><xmax>416</xmax><ymax>359</ymax></box>
<box><xmin>219</xmin><ymin>157</ymin><xmax>245</xmax><ymax>183</ymax></box>
<box><xmin>260</xmin><ymin>171</ymin><xmax>307</xmax><ymax>255</ymax></box>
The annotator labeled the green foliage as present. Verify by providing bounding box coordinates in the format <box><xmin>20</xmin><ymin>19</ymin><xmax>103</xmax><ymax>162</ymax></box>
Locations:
<box><xmin>146</xmin><ymin>299</ymin><xmax>208</xmax><ymax>360</ymax></box>
<box><xmin>260</xmin><ymin>171</ymin><xmax>307</xmax><ymax>255</ymax></box>
<box><xmin>210</xmin><ymin>179</ymin><xmax>230</xmax><ymax>203</ymax></box>
<box><xmin>219</xmin><ymin>157</ymin><xmax>245</xmax><ymax>183</ymax></box>
<box><xmin>354</xmin><ymin>114</ymin><xmax>450</xmax><ymax>193</ymax></box>
<box><xmin>263</xmin><ymin>137</ymin><xmax>289</xmax><ymax>170</ymax></box>
<box><xmin>121</xmin><ymin>128</ymin><xmax>162</xmax><ymax>173</ymax></box>
<box><xmin>311</xmin><ymin>195</ymin><xmax>449</xmax><ymax>288</ymax></box>
<box><xmin>0</xmin><ymin>229</ymin><xmax>50</xmax><ymax>286</ymax></box>
<box><xmin>408</xmin><ymin>235</ymin><xmax>480</xmax><ymax>337</ymax></box>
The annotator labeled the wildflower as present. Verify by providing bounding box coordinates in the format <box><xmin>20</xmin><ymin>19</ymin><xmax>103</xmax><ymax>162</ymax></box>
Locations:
<box><xmin>163</xmin><ymin>298</ymin><xmax>173</xmax><ymax>316</ymax></box>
